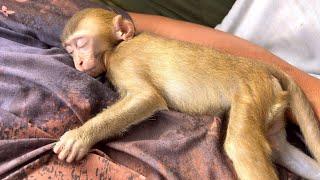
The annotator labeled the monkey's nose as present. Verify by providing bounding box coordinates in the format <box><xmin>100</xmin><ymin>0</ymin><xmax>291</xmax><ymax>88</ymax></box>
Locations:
<box><xmin>79</xmin><ymin>61</ymin><xmax>83</xmax><ymax>66</ymax></box>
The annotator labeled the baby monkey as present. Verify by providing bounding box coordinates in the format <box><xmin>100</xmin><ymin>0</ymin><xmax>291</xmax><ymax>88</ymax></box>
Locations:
<box><xmin>55</xmin><ymin>8</ymin><xmax>320</xmax><ymax>180</ymax></box>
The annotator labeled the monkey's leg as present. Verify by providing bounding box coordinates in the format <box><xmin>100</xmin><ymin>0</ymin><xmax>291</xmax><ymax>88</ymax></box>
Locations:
<box><xmin>271</xmin><ymin>129</ymin><xmax>320</xmax><ymax>180</ymax></box>
<box><xmin>54</xmin><ymin>90</ymin><xmax>167</xmax><ymax>162</ymax></box>
<box><xmin>224</xmin><ymin>94</ymin><xmax>278</xmax><ymax>180</ymax></box>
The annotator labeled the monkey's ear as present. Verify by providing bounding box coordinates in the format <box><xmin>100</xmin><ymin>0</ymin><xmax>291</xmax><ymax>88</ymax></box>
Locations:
<box><xmin>112</xmin><ymin>15</ymin><xmax>135</xmax><ymax>41</ymax></box>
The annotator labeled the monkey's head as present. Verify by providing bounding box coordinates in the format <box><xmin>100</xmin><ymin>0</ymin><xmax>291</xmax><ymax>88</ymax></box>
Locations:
<box><xmin>61</xmin><ymin>8</ymin><xmax>135</xmax><ymax>77</ymax></box>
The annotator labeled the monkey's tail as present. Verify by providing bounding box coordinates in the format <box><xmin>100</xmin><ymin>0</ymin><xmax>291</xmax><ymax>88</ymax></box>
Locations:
<box><xmin>268</xmin><ymin>66</ymin><xmax>320</xmax><ymax>162</ymax></box>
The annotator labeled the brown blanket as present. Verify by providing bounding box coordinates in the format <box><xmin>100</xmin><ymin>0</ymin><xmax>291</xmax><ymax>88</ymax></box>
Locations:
<box><xmin>0</xmin><ymin>0</ymin><xmax>302</xmax><ymax>179</ymax></box>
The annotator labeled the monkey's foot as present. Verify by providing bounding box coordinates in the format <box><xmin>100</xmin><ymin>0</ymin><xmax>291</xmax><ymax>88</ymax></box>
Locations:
<box><xmin>53</xmin><ymin>129</ymin><xmax>93</xmax><ymax>163</ymax></box>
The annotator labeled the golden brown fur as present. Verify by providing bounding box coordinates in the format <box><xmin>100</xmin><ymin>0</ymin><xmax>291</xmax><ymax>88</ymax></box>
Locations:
<box><xmin>54</xmin><ymin>8</ymin><xmax>320</xmax><ymax>180</ymax></box>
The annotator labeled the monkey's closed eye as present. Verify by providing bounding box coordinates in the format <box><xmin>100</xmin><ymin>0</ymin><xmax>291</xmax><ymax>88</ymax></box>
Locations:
<box><xmin>76</xmin><ymin>37</ymin><xmax>88</xmax><ymax>48</ymax></box>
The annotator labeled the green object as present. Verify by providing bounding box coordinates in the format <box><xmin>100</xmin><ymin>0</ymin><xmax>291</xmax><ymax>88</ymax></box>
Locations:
<box><xmin>94</xmin><ymin>0</ymin><xmax>235</xmax><ymax>27</ymax></box>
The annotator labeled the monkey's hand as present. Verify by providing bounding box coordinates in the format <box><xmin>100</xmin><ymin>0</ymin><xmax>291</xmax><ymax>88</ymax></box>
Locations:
<box><xmin>53</xmin><ymin>128</ymin><xmax>94</xmax><ymax>163</ymax></box>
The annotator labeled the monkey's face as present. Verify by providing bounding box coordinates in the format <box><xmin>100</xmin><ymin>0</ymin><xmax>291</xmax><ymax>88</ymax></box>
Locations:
<box><xmin>61</xmin><ymin>9</ymin><xmax>135</xmax><ymax>77</ymax></box>
<box><xmin>63</xmin><ymin>29</ymin><xmax>108</xmax><ymax>77</ymax></box>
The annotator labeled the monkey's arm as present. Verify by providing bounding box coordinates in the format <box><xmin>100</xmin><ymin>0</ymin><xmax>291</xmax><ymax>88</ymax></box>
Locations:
<box><xmin>53</xmin><ymin>88</ymin><xmax>167</xmax><ymax>163</ymax></box>
<box><xmin>129</xmin><ymin>12</ymin><xmax>320</xmax><ymax>120</ymax></box>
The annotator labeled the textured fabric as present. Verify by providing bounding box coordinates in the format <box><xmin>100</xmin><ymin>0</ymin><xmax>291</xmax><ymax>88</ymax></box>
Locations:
<box><xmin>0</xmin><ymin>0</ymin><xmax>303</xmax><ymax>179</ymax></box>
<box><xmin>216</xmin><ymin>0</ymin><xmax>320</xmax><ymax>77</ymax></box>
<box><xmin>96</xmin><ymin>0</ymin><xmax>235</xmax><ymax>27</ymax></box>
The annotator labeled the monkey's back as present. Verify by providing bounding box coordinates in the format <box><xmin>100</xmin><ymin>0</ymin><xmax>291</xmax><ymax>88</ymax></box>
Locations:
<box><xmin>113</xmin><ymin>33</ymin><xmax>277</xmax><ymax>116</ymax></box>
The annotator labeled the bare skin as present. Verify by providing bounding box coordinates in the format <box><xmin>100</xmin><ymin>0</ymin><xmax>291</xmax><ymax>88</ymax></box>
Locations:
<box><xmin>54</xmin><ymin>9</ymin><xmax>320</xmax><ymax>180</ymax></box>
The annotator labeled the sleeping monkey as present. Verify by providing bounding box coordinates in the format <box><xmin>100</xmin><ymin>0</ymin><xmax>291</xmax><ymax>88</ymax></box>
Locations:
<box><xmin>54</xmin><ymin>8</ymin><xmax>320</xmax><ymax>180</ymax></box>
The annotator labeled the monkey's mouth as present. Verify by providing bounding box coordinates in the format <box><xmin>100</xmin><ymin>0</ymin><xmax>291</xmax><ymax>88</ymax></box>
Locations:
<box><xmin>84</xmin><ymin>68</ymin><xmax>95</xmax><ymax>73</ymax></box>
<box><xmin>84</xmin><ymin>68</ymin><xmax>104</xmax><ymax>77</ymax></box>
<box><xmin>84</xmin><ymin>68</ymin><xmax>96</xmax><ymax>76</ymax></box>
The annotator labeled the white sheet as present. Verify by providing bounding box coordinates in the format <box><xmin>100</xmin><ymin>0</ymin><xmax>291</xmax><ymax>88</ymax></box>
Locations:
<box><xmin>216</xmin><ymin>0</ymin><xmax>320</xmax><ymax>78</ymax></box>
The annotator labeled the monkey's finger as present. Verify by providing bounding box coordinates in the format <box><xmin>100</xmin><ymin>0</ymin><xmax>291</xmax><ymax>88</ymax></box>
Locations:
<box><xmin>75</xmin><ymin>148</ymin><xmax>88</xmax><ymax>161</ymax></box>
<box><xmin>66</xmin><ymin>142</ymin><xmax>81</xmax><ymax>163</ymax></box>
<box><xmin>58</xmin><ymin>140</ymin><xmax>75</xmax><ymax>161</ymax></box>
<box><xmin>53</xmin><ymin>141</ymin><xmax>63</xmax><ymax>154</ymax></box>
